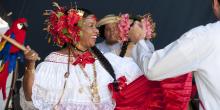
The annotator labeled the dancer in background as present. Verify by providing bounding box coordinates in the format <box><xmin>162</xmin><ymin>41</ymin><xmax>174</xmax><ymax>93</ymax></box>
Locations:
<box><xmin>96</xmin><ymin>14</ymin><xmax>123</xmax><ymax>55</ymax></box>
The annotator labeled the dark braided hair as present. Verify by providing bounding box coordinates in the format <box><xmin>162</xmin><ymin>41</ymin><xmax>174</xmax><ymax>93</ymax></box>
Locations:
<box><xmin>91</xmin><ymin>46</ymin><xmax>119</xmax><ymax>91</ymax></box>
<box><xmin>98</xmin><ymin>25</ymin><xmax>105</xmax><ymax>39</ymax></box>
<box><xmin>119</xmin><ymin>41</ymin><xmax>130</xmax><ymax>57</ymax></box>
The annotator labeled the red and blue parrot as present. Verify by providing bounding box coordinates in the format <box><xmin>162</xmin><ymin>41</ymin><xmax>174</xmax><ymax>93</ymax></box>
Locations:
<box><xmin>0</xmin><ymin>18</ymin><xmax>27</xmax><ymax>100</ymax></box>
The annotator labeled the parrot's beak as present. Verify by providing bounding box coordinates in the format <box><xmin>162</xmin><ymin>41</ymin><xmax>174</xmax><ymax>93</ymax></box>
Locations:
<box><xmin>22</xmin><ymin>22</ymin><xmax>28</xmax><ymax>30</ymax></box>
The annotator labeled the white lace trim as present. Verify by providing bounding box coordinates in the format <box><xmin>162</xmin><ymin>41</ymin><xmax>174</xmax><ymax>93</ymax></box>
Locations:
<box><xmin>34</xmin><ymin>102</ymin><xmax>115</xmax><ymax>110</ymax></box>
<box><xmin>20</xmin><ymin>87</ymin><xmax>115</xmax><ymax>110</ymax></box>
<box><xmin>44</xmin><ymin>52</ymin><xmax>71</xmax><ymax>64</ymax></box>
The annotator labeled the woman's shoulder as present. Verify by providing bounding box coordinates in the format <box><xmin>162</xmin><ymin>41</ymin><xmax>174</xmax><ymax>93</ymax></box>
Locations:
<box><xmin>43</xmin><ymin>50</ymin><xmax>74</xmax><ymax>64</ymax></box>
<box><xmin>35</xmin><ymin>51</ymin><xmax>74</xmax><ymax>77</ymax></box>
<box><xmin>44</xmin><ymin>52</ymin><xmax>67</xmax><ymax>62</ymax></box>
<box><xmin>35</xmin><ymin>52</ymin><xmax>68</xmax><ymax>70</ymax></box>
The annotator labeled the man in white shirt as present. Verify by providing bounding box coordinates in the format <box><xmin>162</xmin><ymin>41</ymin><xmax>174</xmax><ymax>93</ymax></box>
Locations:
<box><xmin>130</xmin><ymin>0</ymin><xmax>220</xmax><ymax>109</ymax></box>
<box><xmin>96</xmin><ymin>15</ymin><xmax>122</xmax><ymax>54</ymax></box>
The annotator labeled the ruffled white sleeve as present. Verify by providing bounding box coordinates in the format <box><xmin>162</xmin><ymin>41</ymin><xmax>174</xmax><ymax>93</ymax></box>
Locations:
<box><xmin>31</xmin><ymin>53</ymin><xmax>73</xmax><ymax>109</ymax></box>
<box><xmin>32</xmin><ymin>61</ymin><xmax>63</xmax><ymax>109</ymax></box>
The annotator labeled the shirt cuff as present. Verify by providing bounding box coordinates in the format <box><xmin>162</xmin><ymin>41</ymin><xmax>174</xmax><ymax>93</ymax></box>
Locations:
<box><xmin>137</xmin><ymin>39</ymin><xmax>152</xmax><ymax>51</ymax></box>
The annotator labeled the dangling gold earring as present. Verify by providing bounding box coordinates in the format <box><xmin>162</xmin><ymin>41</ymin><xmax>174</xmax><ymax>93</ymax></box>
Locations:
<box><xmin>79</xmin><ymin>30</ymin><xmax>83</xmax><ymax>38</ymax></box>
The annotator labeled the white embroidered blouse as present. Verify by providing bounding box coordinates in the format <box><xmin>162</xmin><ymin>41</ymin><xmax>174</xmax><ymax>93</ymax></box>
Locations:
<box><xmin>20</xmin><ymin>52</ymin><xmax>142</xmax><ymax>110</ymax></box>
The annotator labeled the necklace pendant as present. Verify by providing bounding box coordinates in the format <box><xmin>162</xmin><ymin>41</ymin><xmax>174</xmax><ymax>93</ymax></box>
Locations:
<box><xmin>90</xmin><ymin>83</ymin><xmax>100</xmax><ymax>103</ymax></box>
<box><xmin>79</xmin><ymin>87</ymin><xmax>83</xmax><ymax>93</ymax></box>
<box><xmin>64</xmin><ymin>72</ymin><xmax>70</xmax><ymax>78</ymax></box>
<box><xmin>53</xmin><ymin>105</ymin><xmax>59</xmax><ymax>110</ymax></box>
<box><xmin>92</xmin><ymin>94</ymin><xmax>100</xmax><ymax>103</ymax></box>
<box><xmin>90</xmin><ymin>83</ymin><xmax>98</xmax><ymax>93</ymax></box>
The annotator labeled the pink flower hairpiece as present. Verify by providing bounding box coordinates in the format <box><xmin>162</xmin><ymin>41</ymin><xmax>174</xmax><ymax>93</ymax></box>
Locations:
<box><xmin>142</xmin><ymin>14</ymin><xmax>156</xmax><ymax>39</ymax></box>
<box><xmin>118</xmin><ymin>13</ymin><xmax>130</xmax><ymax>42</ymax></box>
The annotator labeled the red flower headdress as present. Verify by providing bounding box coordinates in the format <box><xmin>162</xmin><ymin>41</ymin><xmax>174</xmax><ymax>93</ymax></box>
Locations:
<box><xmin>43</xmin><ymin>2</ymin><xmax>84</xmax><ymax>47</ymax></box>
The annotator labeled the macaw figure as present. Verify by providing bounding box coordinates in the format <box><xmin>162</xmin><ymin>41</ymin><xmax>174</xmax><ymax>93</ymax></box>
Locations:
<box><xmin>0</xmin><ymin>18</ymin><xmax>27</xmax><ymax>100</ymax></box>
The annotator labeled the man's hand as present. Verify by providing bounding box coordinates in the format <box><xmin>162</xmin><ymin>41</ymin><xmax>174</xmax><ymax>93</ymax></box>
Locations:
<box><xmin>128</xmin><ymin>21</ymin><xmax>145</xmax><ymax>43</ymax></box>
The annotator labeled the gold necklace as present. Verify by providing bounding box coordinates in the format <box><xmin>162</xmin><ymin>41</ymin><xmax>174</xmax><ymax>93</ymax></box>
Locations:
<box><xmin>79</xmin><ymin>63</ymin><xmax>100</xmax><ymax>103</ymax></box>
<box><xmin>53</xmin><ymin>47</ymin><xmax>100</xmax><ymax>110</ymax></box>
<box><xmin>71</xmin><ymin>45</ymin><xmax>100</xmax><ymax>103</ymax></box>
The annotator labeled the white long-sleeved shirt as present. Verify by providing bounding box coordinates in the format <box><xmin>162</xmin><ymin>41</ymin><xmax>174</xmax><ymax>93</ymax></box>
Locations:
<box><xmin>132</xmin><ymin>21</ymin><xmax>220</xmax><ymax>110</ymax></box>
<box><xmin>20</xmin><ymin>52</ymin><xmax>142</xmax><ymax>110</ymax></box>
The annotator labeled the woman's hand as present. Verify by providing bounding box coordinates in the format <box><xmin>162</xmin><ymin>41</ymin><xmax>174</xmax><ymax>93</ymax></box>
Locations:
<box><xmin>24</xmin><ymin>46</ymin><xmax>39</xmax><ymax>62</ymax></box>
